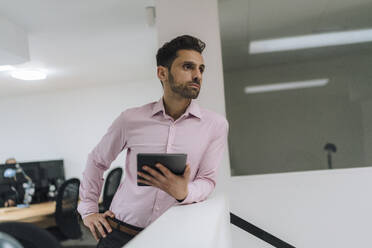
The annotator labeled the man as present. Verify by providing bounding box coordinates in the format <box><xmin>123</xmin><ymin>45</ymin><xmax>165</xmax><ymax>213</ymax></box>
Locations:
<box><xmin>77</xmin><ymin>35</ymin><xmax>229</xmax><ymax>248</ymax></box>
<box><xmin>0</xmin><ymin>158</ymin><xmax>24</xmax><ymax>207</ymax></box>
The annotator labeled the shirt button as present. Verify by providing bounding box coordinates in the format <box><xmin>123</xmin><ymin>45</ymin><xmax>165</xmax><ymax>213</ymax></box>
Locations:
<box><xmin>155</xmin><ymin>207</ymin><xmax>159</xmax><ymax>211</ymax></box>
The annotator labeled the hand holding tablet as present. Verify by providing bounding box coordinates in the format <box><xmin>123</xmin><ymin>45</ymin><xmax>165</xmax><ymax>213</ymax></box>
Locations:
<box><xmin>137</xmin><ymin>153</ymin><xmax>187</xmax><ymax>186</ymax></box>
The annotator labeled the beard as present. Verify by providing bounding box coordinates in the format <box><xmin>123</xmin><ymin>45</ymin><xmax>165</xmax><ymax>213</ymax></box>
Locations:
<box><xmin>168</xmin><ymin>72</ymin><xmax>200</xmax><ymax>99</ymax></box>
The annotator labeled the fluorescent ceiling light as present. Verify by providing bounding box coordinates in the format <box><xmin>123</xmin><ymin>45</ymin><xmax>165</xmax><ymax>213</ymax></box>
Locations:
<box><xmin>11</xmin><ymin>69</ymin><xmax>47</xmax><ymax>80</ymax></box>
<box><xmin>249</xmin><ymin>28</ymin><xmax>372</xmax><ymax>54</ymax></box>
<box><xmin>0</xmin><ymin>65</ymin><xmax>15</xmax><ymax>72</ymax></box>
<box><xmin>245</xmin><ymin>79</ymin><xmax>329</xmax><ymax>94</ymax></box>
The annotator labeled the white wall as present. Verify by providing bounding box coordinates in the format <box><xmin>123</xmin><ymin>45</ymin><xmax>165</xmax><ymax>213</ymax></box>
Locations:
<box><xmin>0</xmin><ymin>80</ymin><xmax>161</xmax><ymax>180</ymax></box>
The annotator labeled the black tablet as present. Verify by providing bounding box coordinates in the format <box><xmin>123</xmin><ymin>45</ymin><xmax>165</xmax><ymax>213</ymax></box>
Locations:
<box><xmin>137</xmin><ymin>153</ymin><xmax>187</xmax><ymax>186</ymax></box>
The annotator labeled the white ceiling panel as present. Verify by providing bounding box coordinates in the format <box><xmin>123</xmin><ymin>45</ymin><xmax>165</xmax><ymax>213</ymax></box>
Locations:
<box><xmin>0</xmin><ymin>0</ymin><xmax>157</xmax><ymax>98</ymax></box>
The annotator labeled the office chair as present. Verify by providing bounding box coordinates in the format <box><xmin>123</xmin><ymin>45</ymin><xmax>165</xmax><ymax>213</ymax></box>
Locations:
<box><xmin>0</xmin><ymin>222</ymin><xmax>61</xmax><ymax>248</ymax></box>
<box><xmin>48</xmin><ymin>178</ymin><xmax>82</xmax><ymax>241</ymax></box>
<box><xmin>99</xmin><ymin>167</ymin><xmax>123</xmax><ymax>213</ymax></box>
<box><xmin>0</xmin><ymin>231</ymin><xmax>23</xmax><ymax>248</ymax></box>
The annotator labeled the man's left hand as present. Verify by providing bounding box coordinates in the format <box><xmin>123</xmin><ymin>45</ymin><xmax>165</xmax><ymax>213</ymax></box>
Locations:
<box><xmin>137</xmin><ymin>163</ymin><xmax>191</xmax><ymax>201</ymax></box>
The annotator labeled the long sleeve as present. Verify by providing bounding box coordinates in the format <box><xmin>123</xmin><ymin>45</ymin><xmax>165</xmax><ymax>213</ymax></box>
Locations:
<box><xmin>77</xmin><ymin>111</ymin><xmax>128</xmax><ymax>218</ymax></box>
<box><xmin>179</xmin><ymin>118</ymin><xmax>229</xmax><ymax>205</ymax></box>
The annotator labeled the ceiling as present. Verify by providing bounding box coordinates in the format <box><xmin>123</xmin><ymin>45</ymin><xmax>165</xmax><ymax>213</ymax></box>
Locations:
<box><xmin>218</xmin><ymin>0</ymin><xmax>372</xmax><ymax>71</ymax></box>
<box><xmin>0</xmin><ymin>0</ymin><xmax>157</xmax><ymax>98</ymax></box>
<box><xmin>1</xmin><ymin>0</ymin><xmax>371</xmax><ymax>98</ymax></box>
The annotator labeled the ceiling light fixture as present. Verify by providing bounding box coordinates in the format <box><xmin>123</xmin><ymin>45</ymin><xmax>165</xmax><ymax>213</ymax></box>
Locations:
<box><xmin>0</xmin><ymin>65</ymin><xmax>15</xmax><ymax>72</ymax></box>
<box><xmin>249</xmin><ymin>28</ymin><xmax>372</xmax><ymax>54</ymax></box>
<box><xmin>11</xmin><ymin>69</ymin><xmax>47</xmax><ymax>81</ymax></box>
<box><xmin>245</xmin><ymin>79</ymin><xmax>329</xmax><ymax>94</ymax></box>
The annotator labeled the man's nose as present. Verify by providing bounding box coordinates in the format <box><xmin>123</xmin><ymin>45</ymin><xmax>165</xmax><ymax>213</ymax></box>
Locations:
<box><xmin>193</xmin><ymin>70</ymin><xmax>202</xmax><ymax>83</ymax></box>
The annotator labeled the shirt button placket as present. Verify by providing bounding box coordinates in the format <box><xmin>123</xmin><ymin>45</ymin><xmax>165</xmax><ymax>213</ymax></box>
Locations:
<box><xmin>167</xmin><ymin>122</ymin><xmax>175</xmax><ymax>152</ymax></box>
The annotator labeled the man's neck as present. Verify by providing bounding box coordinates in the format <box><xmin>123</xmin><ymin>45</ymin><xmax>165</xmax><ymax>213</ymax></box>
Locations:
<box><xmin>162</xmin><ymin>94</ymin><xmax>191</xmax><ymax>120</ymax></box>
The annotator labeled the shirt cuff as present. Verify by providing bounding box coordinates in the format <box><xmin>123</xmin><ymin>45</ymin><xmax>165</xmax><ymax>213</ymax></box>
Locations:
<box><xmin>77</xmin><ymin>201</ymin><xmax>99</xmax><ymax>219</ymax></box>
<box><xmin>81</xmin><ymin>212</ymin><xmax>97</xmax><ymax>220</ymax></box>
<box><xmin>176</xmin><ymin>183</ymin><xmax>194</xmax><ymax>205</ymax></box>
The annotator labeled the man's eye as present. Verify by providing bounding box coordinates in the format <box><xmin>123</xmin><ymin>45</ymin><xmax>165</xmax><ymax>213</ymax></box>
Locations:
<box><xmin>183</xmin><ymin>64</ymin><xmax>192</xmax><ymax>70</ymax></box>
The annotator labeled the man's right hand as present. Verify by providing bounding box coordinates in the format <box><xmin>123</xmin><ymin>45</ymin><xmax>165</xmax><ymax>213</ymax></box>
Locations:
<box><xmin>82</xmin><ymin>210</ymin><xmax>115</xmax><ymax>241</ymax></box>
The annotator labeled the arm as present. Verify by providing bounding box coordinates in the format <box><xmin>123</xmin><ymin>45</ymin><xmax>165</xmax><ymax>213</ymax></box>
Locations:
<box><xmin>138</xmin><ymin>118</ymin><xmax>229</xmax><ymax>204</ymax></box>
<box><xmin>179</xmin><ymin>118</ymin><xmax>229</xmax><ymax>204</ymax></box>
<box><xmin>77</xmin><ymin>111</ymin><xmax>128</xmax><ymax>240</ymax></box>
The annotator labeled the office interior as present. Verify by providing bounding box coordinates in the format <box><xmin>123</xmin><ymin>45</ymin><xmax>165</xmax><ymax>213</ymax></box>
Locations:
<box><xmin>1</xmin><ymin>0</ymin><xmax>372</xmax><ymax>247</ymax></box>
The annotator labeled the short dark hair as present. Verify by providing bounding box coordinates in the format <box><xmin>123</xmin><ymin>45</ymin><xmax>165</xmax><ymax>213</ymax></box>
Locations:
<box><xmin>156</xmin><ymin>35</ymin><xmax>206</xmax><ymax>69</ymax></box>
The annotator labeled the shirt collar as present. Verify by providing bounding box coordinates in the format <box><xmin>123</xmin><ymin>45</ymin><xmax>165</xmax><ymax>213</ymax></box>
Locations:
<box><xmin>151</xmin><ymin>97</ymin><xmax>202</xmax><ymax>119</ymax></box>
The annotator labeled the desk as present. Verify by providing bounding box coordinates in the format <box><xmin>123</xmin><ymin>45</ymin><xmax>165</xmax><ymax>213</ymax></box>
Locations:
<box><xmin>0</xmin><ymin>202</ymin><xmax>56</xmax><ymax>228</ymax></box>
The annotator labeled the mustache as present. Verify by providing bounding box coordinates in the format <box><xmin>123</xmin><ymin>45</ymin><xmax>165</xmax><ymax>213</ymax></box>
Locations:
<box><xmin>190</xmin><ymin>78</ymin><xmax>200</xmax><ymax>85</ymax></box>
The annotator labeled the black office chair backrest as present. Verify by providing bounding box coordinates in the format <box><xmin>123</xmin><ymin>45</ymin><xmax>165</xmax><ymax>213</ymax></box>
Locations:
<box><xmin>55</xmin><ymin>177</ymin><xmax>82</xmax><ymax>239</ymax></box>
<box><xmin>102</xmin><ymin>167</ymin><xmax>123</xmax><ymax>211</ymax></box>
<box><xmin>0</xmin><ymin>222</ymin><xmax>61</xmax><ymax>248</ymax></box>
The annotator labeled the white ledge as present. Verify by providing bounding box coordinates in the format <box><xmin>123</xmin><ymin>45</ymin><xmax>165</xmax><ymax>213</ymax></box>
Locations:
<box><xmin>126</xmin><ymin>195</ymin><xmax>231</xmax><ymax>248</ymax></box>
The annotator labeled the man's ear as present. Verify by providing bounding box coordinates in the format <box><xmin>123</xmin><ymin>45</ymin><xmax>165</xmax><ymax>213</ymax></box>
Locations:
<box><xmin>157</xmin><ymin>66</ymin><xmax>168</xmax><ymax>82</ymax></box>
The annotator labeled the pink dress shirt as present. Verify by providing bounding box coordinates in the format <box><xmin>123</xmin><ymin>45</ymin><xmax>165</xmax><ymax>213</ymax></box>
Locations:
<box><xmin>77</xmin><ymin>98</ymin><xmax>229</xmax><ymax>228</ymax></box>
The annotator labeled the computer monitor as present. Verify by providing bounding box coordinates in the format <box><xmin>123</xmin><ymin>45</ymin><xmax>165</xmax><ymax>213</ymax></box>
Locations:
<box><xmin>0</xmin><ymin>162</ymin><xmax>38</xmax><ymax>204</ymax></box>
<box><xmin>19</xmin><ymin>162</ymin><xmax>41</xmax><ymax>185</ymax></box>
<box><xmin>0</xmin><ymin>160</ymin><xmax>65</xmax><ymax>204</ymax></box>
<box><xmin>39</xmin><ymin>160</ymin><xmax>65</xmax><ymax>188</ymax></box>
<box><xmin>36</xmin><ymin>160</ymin><xmax>65</xmax><ymax>203</ymax></box>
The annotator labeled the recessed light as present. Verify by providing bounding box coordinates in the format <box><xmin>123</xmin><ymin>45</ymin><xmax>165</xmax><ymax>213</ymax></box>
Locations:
<box><xmin>0</xmin><ymin>65</ymin><xmax>15</xmax><ymax>72</ymax></box>
<box><xmin>11</xmin><ymin>69</ymin><xmax>47</xmax><ymax>80</ymax></box>
<box><xmin>249</xmin><ymin>28</ymin><xmax>372</xmax><ymax>54</ymax></box>
<box><xmin>245</xmin><ymin>79</ymin><xmax>329</xmax><ymax>94</ymax></box>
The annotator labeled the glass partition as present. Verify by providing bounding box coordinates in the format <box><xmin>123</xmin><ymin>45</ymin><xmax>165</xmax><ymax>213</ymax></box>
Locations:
<box><xmin>218</xmin><ymin>0</ymin><xmax>372</xmax><ymax>175</ymax></box>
